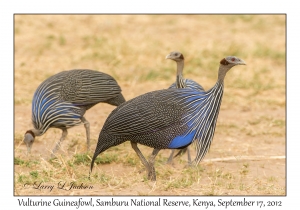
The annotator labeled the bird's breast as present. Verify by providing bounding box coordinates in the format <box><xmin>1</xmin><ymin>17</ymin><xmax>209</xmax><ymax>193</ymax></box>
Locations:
<box><xmin>168</xmin><ymin>129</ymin><xmax>196</xmax><ymax>149</ymax></box>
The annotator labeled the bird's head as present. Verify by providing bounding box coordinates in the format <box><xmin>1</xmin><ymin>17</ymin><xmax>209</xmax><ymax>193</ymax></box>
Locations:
<box><xmin>217</xmin><ymin>56</ymin><xmax>246</xmax><ymax>80</ymax></box>
<box><xmin>165</xmin><ymin>51</ymin><xmax>184</xmax><ymax>62</ymax></box>
<box><xmin>24</xmin><ymin>130</ymin><xmax>35</xmax><ymax>154</ymax></box>
<box><xmin>220</xmin><ymin>56</ymin><xmax>246</xmax><ymax>67</ymax></box>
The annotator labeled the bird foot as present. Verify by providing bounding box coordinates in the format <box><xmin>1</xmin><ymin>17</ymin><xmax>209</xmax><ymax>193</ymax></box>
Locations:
<box><xmin>50</xmin><ymin>153</ymin><xmax>56</xmax><ymax>159</ymax></box>
<box><xmin>147</xmin><ymin>172</ymin><xmax>156</xmax><ymax>181</ymax></box>
<box><xmin>184</xmin><ymin>162</ymin><xmax>194</xmax><ymax>168</ymax></box>
<box><xmin>166</xmin><ymin>160</ymin><xmax>174</xmax><ymax>166</ymax></box>
<box><xmin>50</xmin><ymin>150</ymin><xmax>60</xmax><ymax>159</ymax></box>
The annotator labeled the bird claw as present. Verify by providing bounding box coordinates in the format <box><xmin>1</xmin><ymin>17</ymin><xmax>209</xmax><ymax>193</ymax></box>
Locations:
<box><xmin>166</xmin><ymin>161</ymin><xmax>175</xmax><ymax>167</ymax></box>
<box><xmin>184</xmin><ymin>162</ymin><xmax>194</xmax><ymax>168</ymax></box>
<box><xmin>50</xmin><ymin>151</ymin><xmax>58</xmax><ymax>159</ymax></box>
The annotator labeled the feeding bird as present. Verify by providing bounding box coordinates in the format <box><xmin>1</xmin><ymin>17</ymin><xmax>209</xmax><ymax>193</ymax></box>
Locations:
<box><xmin>90</xmin><ymin>56</ymin><xmax>246</xmax><ymax>181</ymax></box>
<box><xmin>165</xmin><ymin>51</ymin><xmax>205</xmax><ymax>165</ymax></box>
<box><xmin>23</xmin><ymin>69</ymin><xmax>125</xmax><ymax>155</ymax></box>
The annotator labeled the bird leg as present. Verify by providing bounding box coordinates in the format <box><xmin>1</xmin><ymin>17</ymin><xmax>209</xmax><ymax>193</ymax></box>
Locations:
<box><xmin>181</xmin><ymin>147</ymin><xmax>193</xmax><ymax>168</ymax></box>
<box><xmin>147</xmin><ymin>148</ymin><xmax>160</xmax><ymax>181</ymax></box>
<box><xmin>51</xmin><ymin>128</ymin><xmax>68</xmax><ymax>157</ymax></box>
<box><xmin>166</xmin><ymin>149</ymin><xmax>176</xmax><ymax>165</ymax></box>
<box><xmin>130</xmin><ymin>142</ymin><xmax>150</xmax><ymax>174</ymax></box>
<box><xmin>81</xmin><ymin>116</ymin><xmax>90</xmax><ymax>151</ymax></box>
<box><xmin>167</xmin><ymin>147</ymin><xmax>192</xmax><ymax>165</ymax></box>
<box><xmin>174</xmin><ymin>147</ymin><xmax>187</xmax><ymax>157</ymax></box>
<box><xmin>186</xmin><ymin>147</ymin><xmax>192</xmax><ymax>165</ymax></box>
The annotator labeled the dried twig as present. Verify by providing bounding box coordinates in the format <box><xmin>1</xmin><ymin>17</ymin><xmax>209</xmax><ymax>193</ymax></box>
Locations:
<box><xmin>203</xmin><ymin>155</ymin><xmax>285</xmax><ymax>163</ymax></box>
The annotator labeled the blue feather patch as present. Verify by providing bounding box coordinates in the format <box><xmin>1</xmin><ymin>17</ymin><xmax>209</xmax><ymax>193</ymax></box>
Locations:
<box><xmin>168</xmin><ymin>130</ymin><xmax>196</xmax><ymax>149</ymax></box>
<box><xmin>40</xmin><ymin>98</ymin><xmax>56</xmax><ymax>116</ymax></box>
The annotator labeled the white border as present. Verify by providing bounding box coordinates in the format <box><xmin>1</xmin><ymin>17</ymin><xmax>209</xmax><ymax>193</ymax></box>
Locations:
<box><xmin>3</xmin><ymin>0</ymin><xmax>295</xmax><ymax>209</ymax></box>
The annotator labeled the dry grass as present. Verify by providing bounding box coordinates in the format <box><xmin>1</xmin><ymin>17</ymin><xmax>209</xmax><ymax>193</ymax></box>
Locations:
<box><xmin>14</xmin><ymin>14</ymin><xmax>286</xmax><ymax>195</ymax></box>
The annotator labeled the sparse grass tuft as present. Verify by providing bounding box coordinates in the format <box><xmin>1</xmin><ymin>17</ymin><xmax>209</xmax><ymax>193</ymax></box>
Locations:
<box><xmin>68</xmin><ymin>139</ymin><xmax>79</xmax><ymax>150</ymax></box>
<box><xmin>30</xmin><ymin>170</ymin><xmax>39</xmax><ymax>178</ymax></box>
<box><xmin>73</xmin><ymin>154</ymin><xmax>91</xmax><ymax>166</ymax></box>
<box><xmin>94</xmin><ymin>153</ymin><xmax>118</xmax><ymax>164</ymax></box>
<box><xmin>59</xmin><ymin>35</ymin><xmax>66</xmax><ymax>46</ymax></box>
<box><xmin>14</xmin><ymin>97</ymin><xmax>32</xmax><ymax>105</ymax></box>
<box><xmin>240</xmin><ymin>163</ymin><xmax>249</xmax><ymax>175</ymax></box>
<box><xmin>17</xmin><ymin>174</ymin><xmax>30</xmax><ymax>184</ymax></box>
<box><xmin>123</xmin><ymin>154</ymin><xmax>139</xmax><ymax>166</ymax></box>
<box><xmin>14</xmin><ymin>133</ymin><xmax>24</xmax><ymax>143</ymax></box>
<box><xmin>14</xmin><ymin>157</ymin><xmax>25</xmax><ymax>165</ymax></box>
<box><xmin>165</xmin><ymin>177</ymin><xmax>194</xmax><ymax>189</ymax></box>
<box><xmin>14</xmin><ymin>157</ymin><xmax>39</xmax><ymax>167</ymax></box>
<box><xmin>268</xmin><ymin>176</ymin><xmax>277</xmax><ymax>182</ymax></box>
<box><xmin>91</xmin><ymin>172</ymin><xmax>112</xmax><ymax>184</ymax></box>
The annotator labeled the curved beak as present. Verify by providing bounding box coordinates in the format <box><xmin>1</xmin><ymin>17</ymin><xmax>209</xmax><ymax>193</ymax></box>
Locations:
<box><xmin>238</xmin><ymin>59</ymin><xmax>246</xmax><ymax>65</ymax></box>
<box><xmin>26</xmin><ymin>143</ymin><xmax>32</xmax><ymax>154</ymax></box>
<box><xmin>165</xmin><ymin>54</ymin><xmax>171</xmax><ymax>59</ymax></box>
<box><xmin>24</xmin><ymin>132</ymin><xmax>34</xmax><ymax>155</ymax></box>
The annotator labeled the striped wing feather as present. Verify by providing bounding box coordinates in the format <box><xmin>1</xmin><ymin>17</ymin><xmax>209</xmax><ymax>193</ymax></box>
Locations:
<box><xmin>31</xmin><ymin>69</ymin><xmax>122</xmax><ymax>132</ymax></box>
<box><xmin>169</xmin><ymin>78</ymin><xmax>205</xmax><ymax>92</ymax></box>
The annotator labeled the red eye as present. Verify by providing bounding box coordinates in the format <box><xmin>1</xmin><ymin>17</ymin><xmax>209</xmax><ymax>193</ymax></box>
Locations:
<box><xmin>231</xmin><ymin>58</ymin><xmax>235</xmax><ymax>61</ymax></box>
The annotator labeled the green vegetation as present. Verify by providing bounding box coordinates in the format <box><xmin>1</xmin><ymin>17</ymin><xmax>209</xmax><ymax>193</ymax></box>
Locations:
<box><xmin>94</xmin><ymin>153</ymin><xmax>118</xmax><ymax>164</ymax></box>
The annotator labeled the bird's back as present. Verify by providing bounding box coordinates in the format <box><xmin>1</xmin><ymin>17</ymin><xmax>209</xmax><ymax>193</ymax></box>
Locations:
<box><xmin>169</xmin><ymin>78</ymin><xmax>204</xmax><ymax>92</ymax></box>
<box><xmin>32</xmin><ymin>69</ymin><xmax>124</xmax><ymax>131</ymax></box>
<box><xmin>59</xmin><ymin>69</ymin><xmax>123</xmax><ymax>105</ymax></box>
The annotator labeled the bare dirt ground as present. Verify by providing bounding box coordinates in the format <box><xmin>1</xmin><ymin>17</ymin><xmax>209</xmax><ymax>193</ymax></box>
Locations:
<box><xmin>14</xmin><ymin>15</ymin><xmax>286</xmax><ymax>196</ymax></box>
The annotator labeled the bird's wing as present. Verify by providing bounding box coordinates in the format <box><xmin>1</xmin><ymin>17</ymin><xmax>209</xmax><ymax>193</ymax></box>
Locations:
<box><xmin>169</xmin><ymin>79</ymin><xmax>205</xmax><ymax>92</ymax></box>
<box><xmin>59</xmin><ymin>69</ymin><xmax>122</xmax><ymax>104</ymax></box>
<box><xmin>102</xmin><ymin>89</ymin><xmax>194</xmax><ymax>136</ymax></box>
<box><xmin>185</xmin><ymin>79</ymin><xmax>205</xmax><ymax>92</ymax></box>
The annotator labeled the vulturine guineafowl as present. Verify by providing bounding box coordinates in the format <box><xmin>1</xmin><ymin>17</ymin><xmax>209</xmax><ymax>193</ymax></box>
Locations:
<box><xmin>166</xmin><ymin>51</ymin><xmax>204</xmax><ymax>91</ymax></box>
<box><xmin>23</xmin><ymin>69</ymin><xmax>125</xmax><ymax>156</ymax></box>
<box><xmin>165</xmin><ymin>51</ymin><xmax>205</xmax><ymax>165</ymax></box>
<box><xmin>90</xmin><ymin>56</ymin><xmax>246</xmax><ymax>181</ymax></box>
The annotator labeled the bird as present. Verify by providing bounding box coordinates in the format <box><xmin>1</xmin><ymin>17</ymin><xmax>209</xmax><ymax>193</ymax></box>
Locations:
<box><xmin>90</xmin><ymin>56</ymin><xmax>246</xmax><ymax>181</ymax></box>
<box><xmin>165</xmin><ymin>51</ymin><xmax>205</xmax><ymax>165</ymax></box>
<box><xmin>23</xmin><ymin>69</ymin><xmax>125</xmax><ymax>156</ymax></box>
